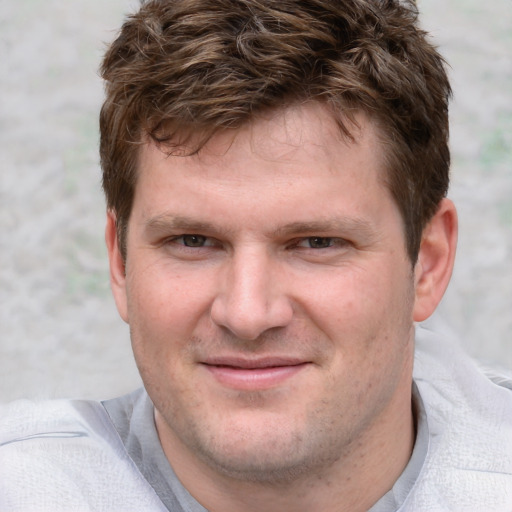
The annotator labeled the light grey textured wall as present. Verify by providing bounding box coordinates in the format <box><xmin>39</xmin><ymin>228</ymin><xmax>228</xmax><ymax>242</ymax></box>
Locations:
<box><xmin>1</xmin><ymin>0</ymin><xmax>511</xmax><ymax>402</ymax></box>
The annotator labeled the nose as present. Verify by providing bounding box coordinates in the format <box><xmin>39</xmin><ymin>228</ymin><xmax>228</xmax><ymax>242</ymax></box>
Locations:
<box><xmin>210</xmin><ymin>248</ymin><xmax>294</xmax><ymax>340</ymax></box>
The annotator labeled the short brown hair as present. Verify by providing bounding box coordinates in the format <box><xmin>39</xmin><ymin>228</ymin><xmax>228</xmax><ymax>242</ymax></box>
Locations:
<box><xmin>100</xmin><ymin>0</ymin><xmax>451</xmax><ymax>262</ymax></box>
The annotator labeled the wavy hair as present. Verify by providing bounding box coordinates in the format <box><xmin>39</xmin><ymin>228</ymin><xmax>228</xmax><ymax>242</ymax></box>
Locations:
<box><xmin>100</xmin><ymin>0</ymin><xmax>451</xmax><ymax>262</ymax></box>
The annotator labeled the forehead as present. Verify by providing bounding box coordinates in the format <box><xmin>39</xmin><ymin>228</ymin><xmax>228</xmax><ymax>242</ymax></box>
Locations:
<box><xmin>138</xmin><ymin>102</ymin><xmax>388</xmax><ymax>185</ymax></box>
<box><xmin>131</xmin><ymin>102</ymin><xmax>399</xmax><ymax>242</ymax></box>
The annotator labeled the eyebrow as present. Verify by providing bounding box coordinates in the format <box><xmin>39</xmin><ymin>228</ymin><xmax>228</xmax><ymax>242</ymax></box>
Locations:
<box><xmin>274</xmin><ymin>218</ymin><xmax>378</xmax><ymax>237</ymax></box>
<box><xmin>144</xmin><ymin>214</ymin><xmax>378</xmax><ymax>240</ymax></box>
<box><xmin>144</xmin><ymin>214</ymin><xmax>234</xmax><ymax>238</ymax></box>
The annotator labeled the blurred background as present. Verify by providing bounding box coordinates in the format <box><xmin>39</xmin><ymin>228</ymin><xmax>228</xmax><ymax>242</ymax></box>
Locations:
<box><xmin>1</xmin><ymin>0</ymin><xmax>511</xmax><ymax>402</ymax></box>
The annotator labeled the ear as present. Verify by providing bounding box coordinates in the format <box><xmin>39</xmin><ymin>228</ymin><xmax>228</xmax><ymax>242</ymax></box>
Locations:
<box><xmin>105</xmin><ymin>210</ymin><xmax>129</xmax><ymax>323</ymax></box>
<box><xmin>413</xmin><ymin>199</ymin><xmax>458</xmax><ymax>322</ymax></box>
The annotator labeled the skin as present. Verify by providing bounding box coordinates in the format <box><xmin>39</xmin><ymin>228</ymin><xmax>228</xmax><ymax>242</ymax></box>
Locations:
<box><xmin>106</xmin><ymin>102</ymin><xmax>457</xmax><ymax>512</ymax></box>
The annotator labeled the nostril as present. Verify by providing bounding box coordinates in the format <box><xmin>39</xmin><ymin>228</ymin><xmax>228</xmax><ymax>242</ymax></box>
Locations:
<box><xmin>210</xmin><ymin>294</ymin><xmax>293</xmax><ymax>341</ymax></box>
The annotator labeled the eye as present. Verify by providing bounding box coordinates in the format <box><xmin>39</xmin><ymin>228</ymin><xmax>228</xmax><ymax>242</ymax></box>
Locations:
<box><xmin>293</xmin><ymin>236</ymin><xmax>351</xmax><ymax>251</ymax></box>
<box><xmin>177</xmin><ymin>234</ymin><xmax>208</xmax><ymax>247</ymax></box>
<box><xmin>303</xmin><ymin>237</ymin><xmax>334</xmax><ymax>249</ymax></box>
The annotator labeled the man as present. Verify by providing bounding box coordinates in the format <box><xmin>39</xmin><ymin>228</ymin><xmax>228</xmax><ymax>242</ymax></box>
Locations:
<box><xmin>1</xmin><ymin>0</ymin><xmax>511</xmax><ymax>510</ymax></box>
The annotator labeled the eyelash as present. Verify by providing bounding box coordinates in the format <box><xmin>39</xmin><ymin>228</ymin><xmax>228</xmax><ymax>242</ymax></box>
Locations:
<box><xmin>295</xmin><ymin>237</ymin><xmax>343</xmax><ymax>249</ymax></box>
<box><xmin>166</xmin><ymin>235</ymin><xmax>216</xmax><ymax>248</ymax></box>
<box><xmin>176</xmin><ymin>235</ymin><xmax>208</xmax><ymax>247</ymax></box>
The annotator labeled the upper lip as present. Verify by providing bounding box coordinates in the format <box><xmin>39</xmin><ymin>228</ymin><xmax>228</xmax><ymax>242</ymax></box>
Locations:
<box><xmin>201</xmin><ymin>356</ymin><xmax>309</xmax><ymax>369</ymax></box>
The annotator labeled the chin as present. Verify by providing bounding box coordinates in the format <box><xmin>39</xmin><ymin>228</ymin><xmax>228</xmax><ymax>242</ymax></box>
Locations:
<box><xmin>186</xmin><ymin>415</ymin><xmax>343</xmax><ymax>485</ymax></box>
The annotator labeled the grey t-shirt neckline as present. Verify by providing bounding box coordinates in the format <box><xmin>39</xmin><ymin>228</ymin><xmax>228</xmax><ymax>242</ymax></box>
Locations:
<box><xmin>103</xmin><ymin>389</ymin><xmax>207</xmax><ymax>512</ymax></box>
<box><xmin>102</xmin><ymin>385</ymin><xmax>428</xmax><ymax>512</ymax></box>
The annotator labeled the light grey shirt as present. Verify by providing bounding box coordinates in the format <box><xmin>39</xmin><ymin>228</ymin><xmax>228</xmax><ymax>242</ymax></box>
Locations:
<box><xmin>103</xmin><ymin>389</ymin><xmax>207</xmax><ymax>512</ymax></box>
<box><xmin>102</xmin><ymin>384</ymin><xmax>429</xmax><ymax>512</ymax></box>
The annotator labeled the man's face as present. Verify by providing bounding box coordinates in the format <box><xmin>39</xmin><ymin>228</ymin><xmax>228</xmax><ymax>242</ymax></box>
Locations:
<box><xmin>110</xmin><ymin>103</ymin><xmax>419</xmax><ymax>482</ymax></box>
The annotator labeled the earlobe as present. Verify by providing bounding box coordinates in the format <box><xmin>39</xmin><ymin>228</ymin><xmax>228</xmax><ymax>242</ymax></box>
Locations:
<box><xmin>413</xmin><ymin>199</ymin><xmax>458</xmax><ymax>322</ymax></box>
<box><xmin>105</xmin><ymin>211</ymin><xmax>129</xmax><ymax>323</ymax></box>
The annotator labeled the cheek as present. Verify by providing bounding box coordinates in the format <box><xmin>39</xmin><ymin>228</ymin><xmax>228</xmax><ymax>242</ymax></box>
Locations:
<box><xmin>304</xmin><ymin>261</ymin><xmax>414</xmax><ymax>358</ymax></box>
<box><xmin>126</xmin><ymin>262</ymin><xmax>214</xmax><ymax>333</ymax></box>
<box><xmin>301</xmin><ymin>267</ymin><xmax>386</xmax><ymax>328</ymax></box>
<box><xmin>124</xmin><ymin>264</ymin><xmax>221</xmax><ymax>390</ymax></box>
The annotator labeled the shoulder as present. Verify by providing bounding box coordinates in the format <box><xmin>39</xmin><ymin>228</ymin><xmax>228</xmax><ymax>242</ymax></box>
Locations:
<box><xmin>408</xmin><ymin>320</ymin><xmax>512</xmax><ymax>511</ymax></box>
<box><xmin>413</xmin><ymin>320</ymin><xmax>512</xmax><ymax>415</ymax></box>
<box><xmin>1</xmin><ymin>396</ymin><xmax>105</xmax><ymax>437</ymax></box>
<box><xmin>0</xmin><ymin>398</ymin><xmax>111</xmax><ymax>456</ymax></box>
<box><xmin>0</xmin><ymin>395</ymin><xmax>167</xmax><ymax>512</ymax></box>
<box><xmin>478</xmin><ymin>363</ymin><xmax>512</xmax><ymax>391</ymax></box>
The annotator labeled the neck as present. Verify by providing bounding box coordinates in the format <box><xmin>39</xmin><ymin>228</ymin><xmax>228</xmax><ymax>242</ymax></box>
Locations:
<box><xmin>156</xmin><ymin>383</ymin><xmax>415</xmax><ymax>512</ymax></box>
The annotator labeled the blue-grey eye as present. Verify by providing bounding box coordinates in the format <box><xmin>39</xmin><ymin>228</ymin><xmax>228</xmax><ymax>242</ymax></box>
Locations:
<box><xmin>181</xmin><ymin>235</ymin><xmax>207</xmax><ymax>247</ymax></box>
<box><xmin>307</xmin><ymin>237</ymin><xmax>332</xmax><ymax>249</ymax></box>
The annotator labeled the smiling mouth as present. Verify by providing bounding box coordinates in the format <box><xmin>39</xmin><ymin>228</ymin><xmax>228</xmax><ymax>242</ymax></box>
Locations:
<box><xmin>201</xmin><ymin>359</ymin><xmax>310</xmax><ymax>390</ymax></box>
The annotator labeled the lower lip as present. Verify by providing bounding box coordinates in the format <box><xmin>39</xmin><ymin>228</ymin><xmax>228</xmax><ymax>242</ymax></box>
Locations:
<box><xmin>203</xmin><ymin>364</ymin><xmax>308</xmax><ymax>390</ymax></box>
